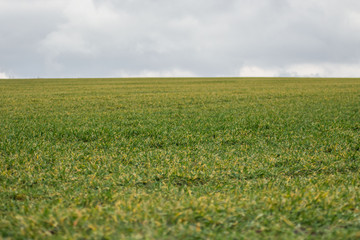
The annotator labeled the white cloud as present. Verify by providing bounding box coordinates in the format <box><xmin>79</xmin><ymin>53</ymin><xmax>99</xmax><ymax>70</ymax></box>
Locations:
<box><xmin>238</xmin><ymin>66</ymin><xmax>281</xmax><ymax>77</ymax></box>
<box><xmin>285</xmin><ymin>64</ymin><xmax>325</xmax><ymax>77</ymax></box>
<box><xmin>118</xmin><ymin>69</ymin><xmax>197</xmax><ymax>78</ymax></box>
<box><xmin>285</xmin><ymin>63</ymin><xmax>360</xmax><ymax>77</ymax></box>
<box><xmin>0</xmin><ymin>72</ymin><xmax>9</xmax><ymax>79</ymax></box>
<box><xmin>40</xmin><ymin>0</ymin><xmax>120</xmax><ymax>56</ymax></box>
<box><xmin>239</xmin><ymin>63</ymin><xmax>360</xmax><ymax>78</ymax></box>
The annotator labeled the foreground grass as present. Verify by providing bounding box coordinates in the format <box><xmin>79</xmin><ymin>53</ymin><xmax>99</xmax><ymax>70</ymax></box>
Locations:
<box><xmin>0</xmin><ymin>77</ymin><xmax>359</xmax><ymax>239</ymax></box>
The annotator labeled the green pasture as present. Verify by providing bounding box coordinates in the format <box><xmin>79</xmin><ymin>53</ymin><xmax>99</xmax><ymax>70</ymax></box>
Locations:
<box><xmin>0</xmin><ymin>77</ymin><xmax>359</xmax><ymax>239</ymax></box>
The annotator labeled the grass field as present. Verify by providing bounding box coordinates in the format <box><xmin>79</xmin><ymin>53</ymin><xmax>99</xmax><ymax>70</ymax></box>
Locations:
<box><xmin>0</xmin><ymin>77</ymin><xmax>359</xmax><ymax>239</ymax></box>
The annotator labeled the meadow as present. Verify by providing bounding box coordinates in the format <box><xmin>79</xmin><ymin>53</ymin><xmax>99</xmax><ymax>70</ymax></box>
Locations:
<box><xmin>0</xmin><ymin>77</ymin><xmax>359</xmax><ymax>239</ymax></box>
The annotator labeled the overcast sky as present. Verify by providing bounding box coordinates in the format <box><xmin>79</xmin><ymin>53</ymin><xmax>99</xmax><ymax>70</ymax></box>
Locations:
<box><xmin>1</xmin><ymin>0</ymin><xmax>360</xmax><ymax>78</ymax></box>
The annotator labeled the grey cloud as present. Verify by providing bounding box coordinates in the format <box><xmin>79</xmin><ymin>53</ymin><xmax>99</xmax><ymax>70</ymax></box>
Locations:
<box><xmin>1</xmin><ymin>0</ymin><xmax>360</xmax><ymax>78</ymax></box>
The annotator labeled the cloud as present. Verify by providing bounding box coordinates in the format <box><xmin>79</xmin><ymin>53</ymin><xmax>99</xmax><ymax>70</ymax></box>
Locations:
<box><xmin>239</xmin><ymin>66</ymin><xmax>281</xmax><ymax>77</ymax></box>
<box><xmin>0</xmin><ymin>72</ymin><xmax>9</xmax><ymax>79</ymax></box>
<box><xmin>239</xmin><ymin>63</ymin><xmax>360</xmax><ymax>78</ymax></box>
<box><xmin>118</xmin><ymin>69</ymin><xmax>197</xmax><ymax>78</ymax></box>
<box><xmin>287</xmin><ymin>63</ymin><xmax>360</xmax><ymax>77</ymax></box>
<box><xmin>1</xmin><ymin>0</ymin><xmax>360</xmax><ymax>77</ymax></box>
<box><xmin>39</xmin><ymin>0</ymin><xmax>119</xmax><ymax>69</ymax></box>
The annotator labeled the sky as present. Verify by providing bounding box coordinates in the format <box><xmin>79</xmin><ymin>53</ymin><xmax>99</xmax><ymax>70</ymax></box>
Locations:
<box><xmin>1</xmin><ymin>0</ymin><xmax>360</xmax><ymax>78</ymax></box>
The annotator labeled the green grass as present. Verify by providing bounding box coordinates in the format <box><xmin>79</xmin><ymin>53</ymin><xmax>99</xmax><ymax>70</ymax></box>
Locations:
<box><xmin>0</xmin><ymin>77</ymin><xmax>359</xmax><ymax>239</ymax></box>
